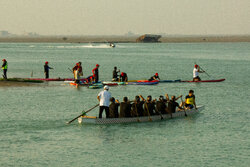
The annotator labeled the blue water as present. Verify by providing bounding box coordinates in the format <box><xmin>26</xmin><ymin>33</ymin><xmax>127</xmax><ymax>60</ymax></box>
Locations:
<box><xmin>0</xmin><ymin>42</ymin><xmax>249</xmax><ymax>167</ymax></box>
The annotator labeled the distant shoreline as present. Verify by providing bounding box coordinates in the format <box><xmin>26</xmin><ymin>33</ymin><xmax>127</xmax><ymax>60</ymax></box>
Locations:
<box><xmin>0</xmin><ymin>35</ymin><xmax>249</xmax><ymax>43</ymax></box>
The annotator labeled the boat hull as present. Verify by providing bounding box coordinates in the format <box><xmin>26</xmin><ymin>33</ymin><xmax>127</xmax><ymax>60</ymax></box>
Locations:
<box><xmin>78</xmin><ymin>106</ymin><xmax>204</xmax><ymax>124</ymax></box>
<box><xmin>181</xmin><ymin>79</ymin><xmax>225</xmax><ymax>82</ymax></box>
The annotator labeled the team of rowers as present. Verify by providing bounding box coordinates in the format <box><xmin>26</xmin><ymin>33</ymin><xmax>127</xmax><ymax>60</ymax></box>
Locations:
<box><xmin>97</xmin><ymin>86</ymin><xmax>197</xmax><ymax>118</ymax></box>
<box><xmin>1</xmin><ymin>59</ymin><xmax>205</xmax><ymax>82</ymax></box>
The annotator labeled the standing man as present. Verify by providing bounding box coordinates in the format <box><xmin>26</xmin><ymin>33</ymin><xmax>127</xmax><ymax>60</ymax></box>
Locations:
<box><xmin>112</xmin><ymin>66</ymin><xmax>120</xmax><ymax>81</ymax></box>
<box><xmin>2</xmin><ymin>59</ymin><xmax>8</xmax><ymax>79</ymax></box>
<box><xmin>97</xmin><ymin>85</ymin><xmax>111</xmax><ymax>118</ymax></box>
<box><xmin>193</xmin><ymin>64</ymin><xmax>205</xmax><ymax>81</ymax></box>
<box><xmin>92</xmin><ymin>64</ymin><xmax>100</xmax><ymax>83</ymax></box>
<box><xmin>44</xmin><ymin>61</ymin><xmax>53</xmax><ymax>79</ymax></box>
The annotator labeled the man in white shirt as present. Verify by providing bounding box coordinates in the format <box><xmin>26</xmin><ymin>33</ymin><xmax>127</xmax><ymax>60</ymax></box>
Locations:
<box><xmin>193</xmin><ymin>64</ymin><xmax>204</xmax><ymax>81</ymax></box>
<box><xmin>97</xmin><ymin>85</ymin><xmax>111</xmax><ymax>118</ymax></box>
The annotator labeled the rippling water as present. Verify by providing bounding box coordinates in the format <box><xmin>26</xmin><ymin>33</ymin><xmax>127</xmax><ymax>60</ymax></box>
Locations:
<box><xmin>0</xmin><ymin>42</ymin><xmax>249</xmax><ymax>167</ymax></box>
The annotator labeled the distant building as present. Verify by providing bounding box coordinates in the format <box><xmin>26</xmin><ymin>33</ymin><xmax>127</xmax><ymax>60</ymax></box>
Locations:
<box><xmin>136</xmin><ymin>34</ymin><xmax>161</xmax><ymax>42</ymax></box>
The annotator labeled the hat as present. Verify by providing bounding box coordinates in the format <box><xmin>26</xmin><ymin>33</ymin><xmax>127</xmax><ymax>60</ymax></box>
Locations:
<box><xmin>155</xmin><ymin>73</ymin><xmax>158</xmax><ymax>76</ymax></box>
<box><xmin>104</xmin><ymin>85</ymin><xmax>109</xmax><ymax>90</ymax></box>
<box><xmin>194</xmin><ymin>64</ymin><xmax>198</xmax><ymax>68</ymax></box>
<box><xmin>96</xmin><ymin>64</ymin><xmax>100</xmax><ymax>67</ymax></box>
<box><xmin>2</xmin><ymin>59</ymin><xmax>6</xmax><ymax>61</ymax></box>
<box><xmin>121</xmin><ymin>72</ymin><xmax>124</xmax><ymax>76</ymax></box>
<box><xmin>45</xmin><ymin>61</ymin><xmax>48</xmax><ymax>64</ymax></box>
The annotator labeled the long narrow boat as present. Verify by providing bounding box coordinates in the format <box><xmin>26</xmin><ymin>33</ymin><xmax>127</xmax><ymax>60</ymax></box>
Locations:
<box><xmin>126</xmin><ymin>81</ymin><xmax>159</xmax><ymax>85</ymax></box>
<box><xmin>25</xmin><ymin>78</ymin><xmax>87</xmax><ymax>82</ymax></box>
<box><xmin>181</xmin><ymin>79</ymin><xmax>225</xmax><ymax>83</ymax></box>
<box><xmin>159</xmin><ymin>79</ymin><xmax>181</xmax><ymax>83</ymax></box>
<box><xmin>0</xmin><ymin>78</ymin><xmax>43</xmax><ymax>83</ymax></box>
<box><xmin>102</xmin><ymin>81</ymin><xmax>159</xmax><ymax>85</ymax></box>
<box><xmin>78</xmin><ymin>106</ymin><xmax>204</xmax><ymax>124</ymax></box>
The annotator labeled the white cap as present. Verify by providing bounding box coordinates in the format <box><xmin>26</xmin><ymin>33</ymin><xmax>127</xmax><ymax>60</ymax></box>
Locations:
<box><xmin>104</xmin><ymin>85</ymin><xmax>109</xmax><ymax>90</ymax></box>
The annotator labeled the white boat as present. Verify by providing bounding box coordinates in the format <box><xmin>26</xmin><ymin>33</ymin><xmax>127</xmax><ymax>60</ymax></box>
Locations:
<box><xmin>78</xmin><ymin>106</ymin><xmax>204</xmax><ymax>124</ymax></box>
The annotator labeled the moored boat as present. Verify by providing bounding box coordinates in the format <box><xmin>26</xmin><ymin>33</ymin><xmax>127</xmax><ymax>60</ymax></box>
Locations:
<box><xmin>78</xmin><ymin>106</ymin><xmax>204</xmax><ymax>124</ymax></box>
<box><xmin>181</xmin><ymin>79</ymin><xmax>225</xmax><ymax>83</ymax></box>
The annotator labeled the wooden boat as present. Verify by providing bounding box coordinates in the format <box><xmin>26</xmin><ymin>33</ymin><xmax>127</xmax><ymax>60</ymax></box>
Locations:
<box><xmin>78</xmin><ymin>106</ymin><xmax>204</xmax><ymax>124</ymax></box>
<box><xmin>181</xmin><ymin>79</ymin><xmax>225</xmax><ymax>83</ymax></box>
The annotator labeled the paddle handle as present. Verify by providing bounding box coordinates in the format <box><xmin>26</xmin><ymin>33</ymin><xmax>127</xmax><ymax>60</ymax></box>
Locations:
<box><xmin>67</xmin><ymin>104</ymin><xmax>99</xmax><ymax>124</ymax></box>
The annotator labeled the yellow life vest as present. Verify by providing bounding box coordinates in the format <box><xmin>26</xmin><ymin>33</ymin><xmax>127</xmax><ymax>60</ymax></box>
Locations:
<box><xmin>186</xmin><ymin>96</ymin><xmax>194</xmax><ymax>105</ymax></box>
<box><xmin>2</xmin><ymin>62</ymin><xmax>7</xmax><ymax>70</ymax></box>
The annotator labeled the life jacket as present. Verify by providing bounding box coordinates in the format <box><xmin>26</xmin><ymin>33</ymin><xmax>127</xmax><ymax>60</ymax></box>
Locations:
<box><xmin>186</xmin><ymin>95</ymin><xmax>194</xmax><ymax>105</ymax></box>
<box><xmin>2</xmin><ymin>62</ymin><xmax>7</xmax><ymax>70</ymax></box>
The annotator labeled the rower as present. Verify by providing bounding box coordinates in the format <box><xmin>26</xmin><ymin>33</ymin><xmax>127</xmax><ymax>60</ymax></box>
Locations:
<box><xmin>119</xmin><ymin>97</ymin><xmax>132</xmax><ymax>118</ymax></box>
<box><xmin>193</xmin><ymin>64</ymin><xmax>205</xmax><ymax>81</ymax></box>
<box><xmin>131</xmin><ymin>95</ymin><xmax>144</xmax><ymax>117</ymax></box>
<box><xmin>97</xmin><ymin>85</ymin><xmax>111</xmax><ymax>118</ymax></box>
<box><xmin>144</xmin><ymin>95</ymin><xmax>156</xmax><ymax>116</ymax></box>
<box><xmin>148</xmin><ymin>73</ymin><xmax>160</xmax><ymax>81</ymax></box>
<box><xmin>165</xmin><ymin>94</ymin><xmax>183</xmax><ymax>113</ymax></box>
<box><xmin>185</xmin><ymin>90</ymin><xmax>197</xmax><ymax>109</ymax></box>
<box><xmin>92</xmin><ymin>64</ymin><xmax>100</xmax><ymax>83</ymax></box>
<box><xmin>156</xmin><ymin>96</ymin><xmax>167</xmax><ymax>114</ymax></box>
<box><xmin>112</xmin><ymin>66</ymin><xmax>120</xmax><ymax>81</ymax></box>
<box><xmin>44</xmin><ymin>61</ymin><xmax>53</xmax><ymax>79</ymax></box>
<box><xmin>119</xmin><ymin>72</ymin><xmax>128</xmax><ymax>82</ymax></box>
<box><xmin>109</xmin><ymin>97</ymin><xmax>120</xmax><ymax>118</ymax></box>
<box><xmin>2</xmin><ymin>59</ymin><xmax>8</xmax><ymax>79</ymax></box>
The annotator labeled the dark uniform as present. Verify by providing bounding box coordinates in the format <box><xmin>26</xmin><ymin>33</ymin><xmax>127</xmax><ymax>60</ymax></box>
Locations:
<box><xmin>44</xmin><ymin>64</ymin><xmax>53</xmax><ymax>79</ymax></box>
<box><xmin>112</xmin><ymin>68</ymin><xmax>119</xmax><ymax>81</ymax></box>
<box><xmin>156</xmin><ymin>100</ymin><xmax>167</xmax><ymax>114</ymax></box>
<box><xmin>148</xmin><ymin>75</ymin><xmax>160</xmax><ymax>81</ymax></box>
<box><xmin>109</xmin><ymin>102</ymin><xmax>120</xmax><ymax>118</ymax></box>
<box><xmin>167</xmin><ymin>100</ymin><xmax>180</xmax><ymax>113</ymax></box>
<box><xmin>120</xmin><ymin>102</ymin><xmax>131</xmax><ymax>118</ymax></box>
<box><xmin>131</xmin><ymin>101</ymin><xmax>144</xmax><ymax>117</ymax></box>
<box><xmin>144</xmin><ymin>102</ymin><xmax>155</xmax><ymax>116</ymax></box>
<box><xmin>120</xmin><ymin>73</ymin><xmax>128</xmax><ymax>82</ymax></box>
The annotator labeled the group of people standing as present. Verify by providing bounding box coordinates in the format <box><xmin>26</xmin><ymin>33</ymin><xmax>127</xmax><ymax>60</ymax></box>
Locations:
<box><xmin>97</xmin><ymin>86</ymin><xmax>197</xmax><ymax>118</ymax></box>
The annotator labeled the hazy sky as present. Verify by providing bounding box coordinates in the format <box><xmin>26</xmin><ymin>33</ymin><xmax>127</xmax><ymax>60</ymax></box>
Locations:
<box><xmin>0</xmin><ymin>0</ymin><xmax>249</xmax><ymax>36</ymax></box>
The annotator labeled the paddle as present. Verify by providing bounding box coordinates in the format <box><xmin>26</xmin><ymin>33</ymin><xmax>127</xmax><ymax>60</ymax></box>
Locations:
<box><xmin>66</xmin><ymin>104</ymin><xmax>99</xmax><ymax>124</ymax></box>
<box><xmin>199</xmin><ymin>66</ymin><xmax>211</xmax><ymax>78</ymax></box>
<box><xmin>194</xmin><ymin>62</ymin><xmax>211</xmax><ymax>78</ymax></box>
<box><xmin>68</xmin><ymin>68</ymin><xmax>73</xmax><ymax>73</ymax></box>
<box><xmin>145</xmin><ymin>103</ymin><xmax>152</xmax><ymax>122</ymax></box>
<box><xmin>181</xmin><ymin>97</ymin><xmax>187</xmax><ymax>117</ymax></box>
<box><xmin>134</xmin><ymin>102</ymin><xmax>141</xmax><ymax>122</ymax></box>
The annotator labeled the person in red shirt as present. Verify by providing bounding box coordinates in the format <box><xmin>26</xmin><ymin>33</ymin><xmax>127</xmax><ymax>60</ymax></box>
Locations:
<box><xmin>92</xmin><ymin>64</ymin><xmax>100</xmax><ymax>83</ymax></box>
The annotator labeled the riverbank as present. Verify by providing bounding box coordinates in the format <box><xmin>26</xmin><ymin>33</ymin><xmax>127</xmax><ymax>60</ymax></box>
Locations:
<box><xmin>0</xmin><ymin>35</ymin><xmax>249</xmax><ymax>43</ymax></box>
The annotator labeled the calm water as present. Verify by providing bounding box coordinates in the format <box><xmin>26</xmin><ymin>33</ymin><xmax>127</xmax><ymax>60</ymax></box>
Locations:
<box><xmin>0</xmin><ymin>42</ymin><xmax>249</xmax><ymax>167</ymax></box>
